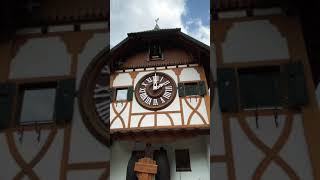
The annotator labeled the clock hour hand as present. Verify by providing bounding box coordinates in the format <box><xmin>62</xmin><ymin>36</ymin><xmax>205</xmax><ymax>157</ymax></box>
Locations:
<box><xmin>155</xmin><ymin>82</ymin><xmax>164</xmax><ymax>90</ymax></box>
<box><xmin>152</xmin><ymin>72</ymin><xmax>158</xmax><ymax>90</ymax></box>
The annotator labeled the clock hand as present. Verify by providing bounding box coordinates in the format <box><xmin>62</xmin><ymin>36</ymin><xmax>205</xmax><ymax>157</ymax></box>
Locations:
<box><xmin>153</xmin><ymin>72</ymin><xmax>158</xmax><ymax>90</ymax></box>
<box><xmin>155</xmin><ymin>82</ymin><xmax>164</xmax><ymax>90</ymax></box>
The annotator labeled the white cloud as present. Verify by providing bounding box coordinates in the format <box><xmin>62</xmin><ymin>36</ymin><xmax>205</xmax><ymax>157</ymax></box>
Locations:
<box><xmin>110</xmin><ymin>0</ymin><xmax>210</xmax><ymax>47</ymax></box>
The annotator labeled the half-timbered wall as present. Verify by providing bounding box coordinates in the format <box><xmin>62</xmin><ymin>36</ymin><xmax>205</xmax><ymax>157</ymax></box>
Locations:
<box><xmin>0</xmin><ymin>22</ymin><xmax>110</xmax><ymax>180</ymax></box>
<box><xmin>211</xmin><ymin>12</ymin><xmax>320</xmax><ymax>180</ymax></box>
<box><xmin>110</xmin><ymin>64</ymin><xmax>210</xmax><ymax>131</ymax></box>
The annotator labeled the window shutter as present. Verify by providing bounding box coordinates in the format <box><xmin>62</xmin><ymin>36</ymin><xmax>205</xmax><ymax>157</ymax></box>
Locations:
<box><xmin>217</xmin><ymin>68</ymin><xmax>238</xmax><ymax>112</ymax></box>
<box><xmin>110</xmin><ymin>88</ymin><xmax>115</xmax><ymax>101</ymax></box>
<box><xmin>0</xmin><ymin>83</ymin><xmax>15</xmax><ymax>130</ymax></box>
<box><xmin>54</xmin><ymin>79</ymin><xmax>76</xmax><ymax>125</ymax></box>
<box><xmin>178</xmin><ymin>83</ymin><xmax>185</xmax><ymax>97</ymax></box>
<box><xmin>127</xmin><ymin>86</ymin><xmax>133</xmax><ymax>101</ymax></box>
<box><xmin>286</xmin><ymin>61</ymin><xmax>308</xmax><ymax>106</ymax></box>
<box><xmin>199</xmin><ymin>81</ymin><xmax>206</xmax><ymax>96</ymax></box>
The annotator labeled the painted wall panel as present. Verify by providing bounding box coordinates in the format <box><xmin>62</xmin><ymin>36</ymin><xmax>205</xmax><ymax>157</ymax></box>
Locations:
<box><xmin>10</xmin><ymin>37</ymin><xmax>71</xmax><ymax>79</ymax></box>
<box><xmin>222</xmin><ymin>20</ymin><xmax>289</xmax><ymax>63</ymax></box>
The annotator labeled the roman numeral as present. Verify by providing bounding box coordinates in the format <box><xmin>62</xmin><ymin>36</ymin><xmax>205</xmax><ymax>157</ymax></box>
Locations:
<box><xmin>165</xmin><ymin>86</ymin><xmax>173</xmax><ymax>92</ymax></box>
<box><xmin>163</xmin><ymin>91</ymin><xmax>172</xmax><ymax>99</ymax></box>
<box><xmin>160</xmin><ymin>97</ymin><xmax>165</xmax><ymax>103</ymax></box>
<box><xmin>95</xmin><ymin>101</ymin><xmax>110</xmax><ymax>121</ymax></box>
<box><xmin>146</xmin><ymin>77</ymin><xmax>153</xmax><ymax>83</ymax></box>
<box><xmin>142</xmin><ymin>82</ymin><xmax>148</xmax><ymax>87</ymax></box>
<box><xmin>140</xmin><ymin>92</ymin><xmax>148</xmax><ymax>100</ymax></box>
<box><xmin>163</xmin><ymin>80</ymin><xmax>170</xmax><ymax>86</ymax></box>
<box><xmin>145</xmin><ymin>97</ymin><xmax>152</xmax><ymax>105</ymax></box>
<box><xmin>101</xmin><ymin>65</ymin><xmax>110</xmax><ymax>74</ymax></box>
<box><xmin>139</xmin><ymin>88</ymin><xmax>146</xmax><ymax>93</ymax></box>
<box><xmin>93</xmin><ymin>84</ymin><xmax>109</xmax><ymax>98</ymax></box>
<box><xmin>153</xmin><ymin>99</ymin><xmax>158</xmax><ymax>106</ymax></box>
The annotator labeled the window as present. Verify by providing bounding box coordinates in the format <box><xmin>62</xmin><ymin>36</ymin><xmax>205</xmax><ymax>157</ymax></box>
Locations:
<box><xmin>175</xmin><ymin>149</ymin><xmax>191</xmax><ymax>172</ymax></box>
<box><xmin>112</xmin><ymin>86</ymin><xmax>133</xmax><ymax>102</ymax></box>
<box><xmin>238</xmin><ymin>66</ymin><xmax>282</xmax><ymax>109</ymax></box>
<box><xmin>178</xmin><ymin>81</ymin><xmax>206</xmax><ymax>97</ymax></box>
<box><xmin>20</xmin><ymin>88</ymin><xmax>56</xmax><ymax>124</ymax></box>
<box><xmin>149</xmin><ymin>44</ymin><xmax>163</xmax><ymax>60</ymax></box>
<box><xmin>16</xmin><ymin>79</ymin><xmax>75</xmax><ymax>127</ymax></box>
<box><xmin>116</xmin><ymin>88</ymin><xmax>128</xmax><ymax>101</ymax></box>
<box><xmin>217</xmin><ymin>61</ymin><xmax>308</xmax><ymax>112</ymax></box>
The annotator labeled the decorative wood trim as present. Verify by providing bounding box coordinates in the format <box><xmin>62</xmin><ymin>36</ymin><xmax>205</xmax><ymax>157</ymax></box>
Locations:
<box><xmin>14</xmin><ymin>128</ymin><xmax>58</xmax><ymax>179</ymax></box>
<box><xmin>5</xmin><ymin>128</ymin><xmax>57</xmax><ymax>180</ymax></box>
<box><xmin>222</xmin><ymin>114</ymin><xmax>236</xmax><ymax>180</ymax></box>
<box><xmin>111</xmin><ymin>124</ymin><xmax>210</xmax><ymax>133</ymax></box>
<box><xmin>59</xmin><ymin>124</ymin><xmax>72</xmax><ymax>180</ymax></box>
<box><xmin>131</xmin><ymin>111</ymin><xmax>181</xmax><ymax>116</ymax></box>
<box><xmin>154</xmin><ymin>113</ymin><xmax>157</xmax><ymax>127</ymax></box>
<box><xmin>237</xmin><ymin>113</ymin><xmax>299</xmax><ymax>179</ymax></box>
<box><xmin>8</xmin><ymin>75</ymin><xmax>74</xmax><ymax>84</ymax></box>
<box><xmin>110</xmin><ymin>102</ymin><xmax>128</xmax><ymax>128</ymax></box>
<box><xmin>112</xmin><ymin>128</ymin><xmax>209</xmax><ymax>143</ymax></box>
<box><xmin>11</xmin><ymin>38</ymin><xmax>28</xmax><ymax>59</ymax></box>
<box><xmin>137</xmin><ymin>115</ymin><xmax>147</xmax><ymax>128</ymax></box>
<box><xmin>173</xmin><ymin>67</ymin><xmax>185</xmax><ymax>125</ymax></box>
<box><xmin>196</xmin><ymin>66</ymin><xmax>211</xmax><ymax>122</ymax></box>
<box><xmin>210</xmin><ymin>155</ymin><xmax>227</xmax><ymax>163</ymax></box>
<box><xmin>184</xmin><ymin>97</ymin><xmax>207</xmax><ymax>125</ymax></box>
<box><xmin>164</xmin><ymin>113</ymin><xmax>174</xmax><ymax>126</ymax></box>
<box><xmin>0</xmin><ymin>41</ymin><xmax>13</xmax><ymax>82</ymax></box>
<box><xmin>99</xmin><ymin>165</ymin><xmax>110</xmax><ymax>180</ymax></box>
<box><xmin>219</xmin><ymin>59</ymin><xmax>290</xmax><ymax>69</ymax></box>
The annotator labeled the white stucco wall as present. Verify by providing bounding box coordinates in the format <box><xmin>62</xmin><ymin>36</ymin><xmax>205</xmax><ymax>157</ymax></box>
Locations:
<box><xmin>222</xmin><ymin>20</ymin><xmax>289</xmax><ymax>63</ymax></box>
<box><xmin>9</xmin><ymin>37</ymin><xmax>71</xmax><ymax>79</ymax></box>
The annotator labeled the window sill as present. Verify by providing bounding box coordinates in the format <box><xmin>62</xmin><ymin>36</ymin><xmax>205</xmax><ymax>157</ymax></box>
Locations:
<box><xmin>11</xmin><ymin>122</ymin><xmax>57</xmax><ymax>132</ymax></box>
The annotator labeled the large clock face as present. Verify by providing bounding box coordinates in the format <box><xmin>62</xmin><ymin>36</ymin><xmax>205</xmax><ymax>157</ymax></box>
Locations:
<box><xmin>79</xmin><ymin>48</ymin><xmax>110</xmax><ymax>146</ymax></box>
<box><xmin>135</xmin><ymin>72</ymin><xmax>177</xmax><ymax>111</ymax></box>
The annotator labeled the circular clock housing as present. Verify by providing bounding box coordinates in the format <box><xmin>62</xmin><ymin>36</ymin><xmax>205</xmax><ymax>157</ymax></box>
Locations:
<box><xmin>79</xmin><ymin>48</ymin><xmax>110</xmax><ymax>146</ymax></box>
<box><xmin>135</xmin><ymin>72</ymin><xmax>177</xmax><ymax>111</ymax></box>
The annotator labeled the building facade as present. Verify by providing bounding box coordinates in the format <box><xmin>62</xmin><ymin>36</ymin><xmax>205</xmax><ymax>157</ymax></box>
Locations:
<box><xmin>105</xmin><ymin>27</ymin><xmax>211</xmax><ymax>180</ymax></box>
<box><xmin>211</xmin><ymin>0</ymin><xmax>320</xmax><ymax>179</ymax></box>
<box><xmin>0</xmin><ymin>0</ymin><xmax>110</xmax><ymax>179</ymax></box>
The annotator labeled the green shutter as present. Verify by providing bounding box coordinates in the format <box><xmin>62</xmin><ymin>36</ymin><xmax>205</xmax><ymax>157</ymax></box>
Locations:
<box><xmin>184</xmin><ymin>84</ymin><xmax>194</xmax><ymax>96</ymax></box>
<box><xmin>286</xmin><ymin>61</ymin><xmax>308</xmax><ymax>106</ymax></box>
<box><xmin>54</xmin><ymin>79</ymin><xmax>75</xmax><ymax>125</ymax></box>
<box><xmin>199</xmin><ymin>81</ymin><xmax>206</xmax><ymax>96</ymax></box>
<box><xmin>0</xmin><ymin>83</ymin><xmax>15</xmax><ymax>130</ymax></box>
<box><xmin>178</xmin><ymin>83</ymin><xmax>185</xmax><ymax>97</ymax></box>
<box><xmin>127</xmin><ymin>86</ymin><xmax>133</xmax><ymax>101</ymax></box>
<box><xmin>110</xmin><ymin>88</ymin><xmax>115</xmax><ymax>101</ymax></box>
<box><xmin>217</xmin><ymin>68</ymin><xmax>238</xmax><ymax>112</ymax></box>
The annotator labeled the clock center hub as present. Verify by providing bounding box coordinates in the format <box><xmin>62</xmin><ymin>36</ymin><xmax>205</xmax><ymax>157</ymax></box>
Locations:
<box><xmin>146</xmin><ymin>84</ymin><xmax>165</xmax><ymax>98</ymax></box>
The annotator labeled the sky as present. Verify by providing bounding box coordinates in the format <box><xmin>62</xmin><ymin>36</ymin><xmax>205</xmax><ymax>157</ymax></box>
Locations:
<box><xmin>110</xmin><ymin>0</ymin><xmax>210</xmax><ymax>47</ymax></box>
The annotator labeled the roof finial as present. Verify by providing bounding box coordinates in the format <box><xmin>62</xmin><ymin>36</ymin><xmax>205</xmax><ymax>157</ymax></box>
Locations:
<box><xmin>154</xmin><ymin>18</ymin><xmax>160</xmax><ymax>30</ymax></box>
